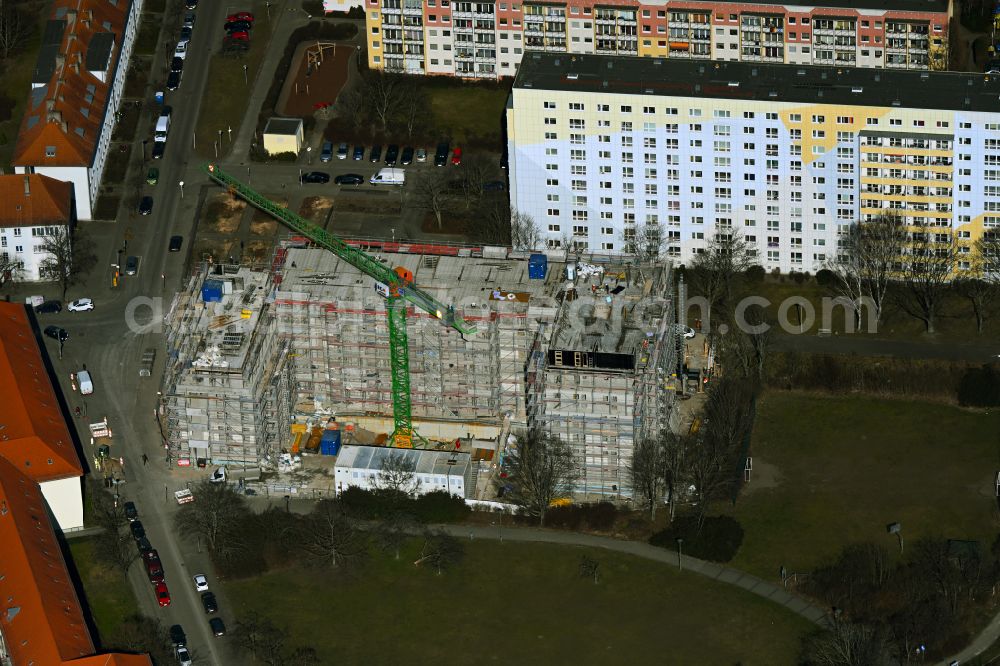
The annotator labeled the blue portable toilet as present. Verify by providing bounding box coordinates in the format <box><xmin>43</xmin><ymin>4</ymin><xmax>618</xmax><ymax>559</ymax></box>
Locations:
<box><xmin>528</xmin><ymin>253</ymin><xmax>547</xmax><ymax>280</ymax></box>
<box><xmin>202</xmin><ymin>280</ymin><xmax>223</xmax><ymax>302</ymax></box>
<box><xmin>320</xmin><ymin>429</ymin><xmax>342</xmax><ymax>456</ymax></box>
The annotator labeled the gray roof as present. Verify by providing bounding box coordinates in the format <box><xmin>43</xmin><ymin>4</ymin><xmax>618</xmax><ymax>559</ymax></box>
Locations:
<box><xmin>86</xmin><ymin>33</ymin><xmax>116</xmax><ymax>72</ymax></box>
<box><xmin>513</xmin><ymin>52</ymin><xmax>1000</xmax><ymax>114</ymax></box>
<box><xmin>263</xmin><ymin>117</ymin><xmax>303</xmax><ymax>135</ymax></box>
<box><xmin>336</xmin><ymin>445</ymin><xmax>471</xmax><ymax>477</ymax></box>
<box><xmin>32</xmin><ymin>20</ymin><xmax>67</xmax><ymax>85</ymax></box>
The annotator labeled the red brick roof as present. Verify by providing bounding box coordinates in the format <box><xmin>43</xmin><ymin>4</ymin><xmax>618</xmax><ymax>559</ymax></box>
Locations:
<box><xmin>0</xmin><ymin>174</ymin><xmax>74</xmax><ymax>228</ymax></box>
<box><xmin>66</xmin><ymin>654</ymin><xmax>155</xmax><ymax>665</ymax></box>
<box><xmin>0</xmin><ymin>302</ymin><xmax>83</xmax><ymax>482</ymax></box>
<box><xmin>13</xmin><ymin>0</ymin><xmax>129</xmax><ymax>168</ymax></box>
<box><xmin>0</xmin><ymin>456</ymin><xmax>94</xmax><ymax>664</ymax></box>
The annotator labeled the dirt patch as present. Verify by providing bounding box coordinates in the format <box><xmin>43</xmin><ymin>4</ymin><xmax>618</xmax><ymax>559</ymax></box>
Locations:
<box><xmin>741</xmin><ymin>459</ymin><xmax>782</xmax><ymax>495</ymax></box>
<box><xmin>193</xmin><ymin>239</ymin><xmax>236</xmax><ymax>264</ymax></box>
<box><xmin>245</xmin><ymin>239</ymin><xmax>272</xmax><ymax>263</ymax></box>
<box><xmin>280</xmin><ymin>44</ymin><xmax>355</xmax><ymax>117</ymax></box>
<box><xmin>298</xmin><ymin>196</ymin><xmax>334</xmax><ymax>224</ymax></box>
<box><xmin>336</xmin><ymin>195</ymin><xmax>401</xmax><ymax>216</ymax></box>
<box><xmin>420</xmin><ymin>211</ymin><xmax>469</xmax><ymax>235</ymax></box>
<box><xmin>203</xmin><ymin>193</ymin><xmax>246</xmax><ymax>234</ymax></box>
<box><xmin>250</xmin><ymin>219</ymin><xmax>279</xmax><ymax>236</ymax></box>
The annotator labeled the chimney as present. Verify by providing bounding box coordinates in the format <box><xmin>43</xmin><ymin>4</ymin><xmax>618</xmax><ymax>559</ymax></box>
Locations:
<box><xmin>23</xmin><ymin>176</ymin><xmax>30</xmax><ymax>197</ymax></box>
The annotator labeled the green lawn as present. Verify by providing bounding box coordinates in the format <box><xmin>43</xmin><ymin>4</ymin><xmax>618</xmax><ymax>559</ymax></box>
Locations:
<box><xmin>194</xmin><ymin>0</ymin><xmax>281</xmax><ymax>159</ymax></box>
<box><xmin>67</xmin><ymin>537</ymin><xmax>140</xmax><ymax>645</ymax></box>
<box><xmin>225</xmin><ymin>541</ymin><xmax>812</xmax><ymax>665</ymax></box>
<box><xmin>727</xmin><ymin>392</ymin><xmax>1000</xmax><ymax>579</ymax></box>
<box><xmin>0</xmin><ymin>16</ymin><xmax>47</xmax><ymax>172</ymax></box>
<box><xmin>428</xmin><ymin>84</ymin><xmax>509</xmax><ymax>150</ymax></box>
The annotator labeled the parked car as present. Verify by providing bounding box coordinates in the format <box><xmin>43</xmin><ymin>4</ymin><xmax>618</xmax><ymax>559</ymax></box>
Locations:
<box><xmin>155</xmin><ymin>581</ymin><xmax>171</xmax><ymax>607</ymax></box>
<box><xmin>227</xmin><ymin>31</ymin><xmax>249</xmax><ymax>42</ymax></box>
<box><xmin>352</xmin><ymin>145</ymin><xmax>364</xmax><ymax>160</ymax></box>
<box><xmin>451</xmin><ymin>146</ymin><xmax>463</xmax><ymax>165</ymax></box>
<box><xmin>209</xmin><ymin>618</ymin><xmax>226</xmax><ymax>637</ymax></box>
<box><xmin>225</xmin><ymin>20</ymin><xmax>252</xmax><ymax>32</ymax></box>
<box><xmin>201</xmin><ymin>592</ymin><xmax>218</xmax><ymax>613</ymax></box>
<box><xmin>680</xmin><ymin>325</ymin><xmax>696</xmax><ymax>339</ymax></box>
<box><xmin>178</xmin><ymin>26</ymin><xmax>193</xmax><ymax>45</ymax></box>
<box><xmin>400</xmin><ymin>146</ymin><xmax>414</xmax><ymax>165</ymax></box>
<box><xmin>43</xmin><ymin>326</ymin><xmax>68</xmax><ymax>342</ymax></box>
<box><xmin>193</xmin><ymin>573</ymin><xmax>209</xmax><ymax>592</ymax></box>
<box><xmin>384</xmin><ymin>144</ymin><xmax>399</xmax><ymax>166</ymax></box>
<box><xmin>166</xmin><ymin>70</ymin><xmax>181</xmax><ymax>90</ymax></box>
<box><xmin>136</xmin><ymin>536</ymin><xmax>153</xmax><ymax>554</ymax></box>
<box><xmin>144</xmin><ymin>549</ymin><xmax>160</xmax><ymax>562</ymax></box>
<box><xmin>139</xmin><ymin>196</ymin><xmax>154</xmax><ymax>215</ymax></box>
<box><xmin>123</xmin><ymin>501</ymin><xmax>138</xmax><ymax>521</ymax></box>
<box><xmin>130</xmin><ymin>520</ymin><xmax>146</xmax><ymax>541</ymax></box>
<box><xmin>175</xmin><ymin>645</ymin><xmax>192</xmax><ymax>666</ymax></box>
<box><xmin>184</xmin><ymin>0</ymin><xmax>197</xmax><ymax>9</ymax></box>
<box><xmin>146</xmin><ymin>559</ymin><xmax>164</xmax><ymax>584</ymax></box>
<box><xmin>168</xmin><ymin>235</ymin><xmax>183</xmax><ymax>252</ymax></box>
<box><xmin>35</xmin><ymin>300</ymin><xmax>62</xmax><ymax>314</ymax></box>
<box><xmin>152</xmin><ymin>141</ymin><xmax>165</xmax><ymax>159</ymax></box>
<box><xmin>146</xmin><ymin>167</ymin><xmax>159</xmax><ymax>184</ymax></box>
<box><xmin>416</xmin><ymin>147</ymin><xmax>427</xmax><ymax>162</ymax></box>
<box><xmin>173</xmin><ymin>41</ymin><xmax>188</xmax><ymax>59</ymax></box>
<box><xmin>301</xmin><ymin>171</ymin><xmax>330</xmax><ymax>184</ymax></box>
<box><xmin>170</xmin><ymin>57</ymin><xmax>184</xmax><ymax>73</ymax></box>
<box><xmin>434</xmin><ymin>142</ymin><xmax>449</xmax><ymax>166</ymax></box>
<box><xmin>369</xmin><ymin>144</ymin><xmax>382</xmax><ymax>163</ymax></box>
<box><xmin>319</xmin><ymin>141</ymin><xmax>333</xmax><ymax>162</ymax></box>
<box><xmin>227</xmin><ymin>11</ymin><xmax>254</xmax><ymax>22</ymax></box>
<box><xmin>334</xmin><ymin>173</ymin><xmax>364</xmax><ymax>185</ymax></box>
<box><xmin>183</xmin><ymin>11</ymin><xmax>196</xmax><ymax>27</ymax></box>
<box><xmin>125</xmin><ymin>255</ymin><xmax>139</xmax><ymax>276</ymax></box>
<box><xmin>68</xmin><ymin>298</ymin><xmax>94</xmax><ymax>312</ymax></box>
<box><xmin>169</xmin><ymin>624</ymin><xmax>187</xmax><ymax>647</ymax></box>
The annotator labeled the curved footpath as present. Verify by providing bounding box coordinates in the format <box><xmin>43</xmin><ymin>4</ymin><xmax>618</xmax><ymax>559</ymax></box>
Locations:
<box><xmin>432</xmin><ymin>523</ymin><xmax>829</xmax><ymax>627</ymax></box>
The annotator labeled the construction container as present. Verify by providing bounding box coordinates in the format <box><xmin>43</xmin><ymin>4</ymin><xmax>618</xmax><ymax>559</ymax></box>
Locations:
<box><xmin>528</xmin><ymin>253</ymin><xmax>547</xmax><ymax>280</ymax></box>
<box><xmin>202</xmin><ymin>280</ymin><xmax>223</xmax><ymax>302</ymax></box>
<box><xmin>320</xmin><ymin>429</ymin><xmax>342</xmax><ymax>456</ymax></box>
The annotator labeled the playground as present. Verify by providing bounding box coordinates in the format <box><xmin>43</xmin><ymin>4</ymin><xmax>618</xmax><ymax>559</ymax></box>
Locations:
<box><xmin>278</xmin><ymin>41</ymin><xmax>355</xmax><ymax>118</ymax></box>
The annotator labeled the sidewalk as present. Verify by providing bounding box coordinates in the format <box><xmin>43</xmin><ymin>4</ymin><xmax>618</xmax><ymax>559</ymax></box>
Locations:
<box><xmin>431</xmin><ymin>523</ymin><xmax>830</xmax><ymax>627</ymax></box>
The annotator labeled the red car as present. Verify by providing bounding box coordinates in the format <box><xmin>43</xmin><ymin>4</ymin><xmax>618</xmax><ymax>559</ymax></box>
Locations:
<box><xmin>451</xmin><ymin>147</ymin><xmax>462</xmax><ymax>165</ymax></box>
<box><xmin>146</xmin><ymin>559</ymin><xmax>164</xmax><ymax>584</ymax></box>
<box><xmin>228</xmin><ymin>31</ymin><xmax>249</xmax><ymax>41</ymax></box>
<box><xmin>227</xmin><ymin>11</ymin><xmax>254</xmax><ymax>22</ymax></box>
<box><xmin>155</xmin><ymin>581</ymin><xmax>171</xmax><ymax>607</ymax></box>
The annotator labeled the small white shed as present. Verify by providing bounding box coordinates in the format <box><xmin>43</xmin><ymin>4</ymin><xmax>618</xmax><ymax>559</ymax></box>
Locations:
<box><xmin>262</xmin><ymin>118</ymin><xmax>304</xmax><ymax>155</ymax></box>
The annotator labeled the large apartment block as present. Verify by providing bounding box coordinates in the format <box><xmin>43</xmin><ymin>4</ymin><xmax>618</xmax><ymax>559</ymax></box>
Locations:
<box><xmin>507</xmin><ymin>53</ymin><xmax>1000</xmax><ymax>273</ymax></box>
<box><xmin>359</xmin><ymin>0</ymin><xmax>950</xmax><ymax>78</ymax></box>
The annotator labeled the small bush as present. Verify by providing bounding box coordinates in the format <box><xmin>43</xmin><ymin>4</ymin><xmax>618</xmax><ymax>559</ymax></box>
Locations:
<box><xmin>815</xmin><ymin>268</ymin><xmax>837</xmax><ymax>288</ymax></box>
<box><xmin>267</xmin><ymin>151</ymin><xmax>298</xmax><ymax>162</ymax></box>
<box><xmin>545</xmin><ymin>502</ymin><xmax>618</xmax><ymax>531</ymax></box>
<box><xmin>744</xmin><ymin>265</ymin><xmax>766</xmax><ymax>284</ymax></box>
<box><xmin>302</xmin><ymin>0</ymin><xmax>324</xmax><ymax>15</ymax></box>
<box><xmin>413</xmin><ymin>490</ymin><xmax>469</xmax><ymax>523</ymax></box>
<box><xmin>649</xmin><ymin>515</ymin><xmax>744</xmax><ymax>563</ymax></box>
<box><xmin>958</xmin><ymin>365</ymin><xmax>1000</xmax><ymax>407</ymax></box>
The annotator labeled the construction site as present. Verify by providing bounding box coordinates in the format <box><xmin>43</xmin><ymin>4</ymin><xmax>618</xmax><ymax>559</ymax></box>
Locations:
<box><xmin>160</xmin><ymin>166</ymin><xmax>684</xmax><ymax>500</ymax></box>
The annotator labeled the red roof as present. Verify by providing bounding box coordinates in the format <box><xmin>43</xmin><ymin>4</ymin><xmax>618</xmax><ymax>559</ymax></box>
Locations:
<box><xmin>13</xmin><ymin>0</ymin><xmax>129</xmax><ymax>168</ymax></box>
<box><xmin>66</xmin><ymin>654</ymin><xmax>155</xmax><ymax>666</ymax></box>
<box><xmin>0</xmin><ymin>455</ymin><xmax>94</xmax><ymax>664</ymax></box>
<box><xmin>0</xmin><ymin>301</ymin><xmax>83</xmax><ymax>482</ymax></box>
<box><xmin>0</xmin><ymin>174</ymin><xmax>74</xmax><ymax>228</ymax></box>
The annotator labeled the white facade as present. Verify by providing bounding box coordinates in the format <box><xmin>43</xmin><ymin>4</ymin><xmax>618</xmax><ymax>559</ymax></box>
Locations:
<box><xmin>334</xmin><ymin>445</ymin><xmax>473</xmax><ymax>498</ymax></box>
<box><xmin>508</xmin><ymin>54</ymin><xmax>1000</xmax><ymax>274</ymax></box>
<box><xmin>0</xmin><ymin>224</ymin><xmax>68</xmax><ymax>281</ymax></box>
<box><xmin>40</xmin><ymin>476</ymin><xmax>84</xmax><ymax>532</ymax></box>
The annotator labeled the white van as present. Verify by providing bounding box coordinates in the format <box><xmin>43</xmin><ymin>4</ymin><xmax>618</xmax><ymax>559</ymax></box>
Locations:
<box><xmin>370</xmin><ymin>168</ymin><xmax>405</xmax><ymax>186</ymax></box>
<box><xmin>154</xmin><ymin>108</ymin><xmax>172</xmax><ymax>142</ymax></box>
<box><xmin>77</xmin><ymin>369</ymin><xmax>93</xmax><ymax>395</ymax></box>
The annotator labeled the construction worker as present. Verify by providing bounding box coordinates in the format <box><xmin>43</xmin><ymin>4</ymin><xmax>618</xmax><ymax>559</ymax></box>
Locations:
<box><xmin>142</xmin><ymin>453</ymin><xmax>148</xmax><ymax>466</ymax></box>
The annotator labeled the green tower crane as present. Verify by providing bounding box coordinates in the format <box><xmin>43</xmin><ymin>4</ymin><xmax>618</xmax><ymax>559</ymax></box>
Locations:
<box><xmin>204</xmin><ymin>164</ymin><xmax>477</xmax><ymax>448</ymax></box>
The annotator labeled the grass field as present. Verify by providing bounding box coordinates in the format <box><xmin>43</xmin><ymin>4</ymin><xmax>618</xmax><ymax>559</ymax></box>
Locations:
<box><xmin>67</xmin><ymin>537</ymin><xmax>140</xmax><ymax>645</ymax></box>
<box><xmin>0</xmin><ymin>16</ymin><xmax>46</xmax><ymax>172</ymax></box>
<box><xmin>224</xmin><ymin>541</ymin><xmax>812</xmax><ymax>665</ymax></box>
<box><xmin>194</xmin><ymin>0</ymin><xmax>280</xmax><ymax>159</ymax></box>
<box><xmin>427</xmin><ymin>84</ymin><xmax>509</xmax><ymax>150</ymax></box>
<box><xmin>727</xmin><ymin>392</ymin><xmax>1000</xmax><ymax>579</ymax></box>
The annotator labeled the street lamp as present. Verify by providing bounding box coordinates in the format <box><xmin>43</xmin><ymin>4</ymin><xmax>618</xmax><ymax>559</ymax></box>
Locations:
<box><xmin>227</xmin><ymin>125</ymin><xmax>232</xmax><ymax>143</ymax></box>
<box><xmin>887</xmin><ymin>522</ymin><xmax>903</xmax><ymax>554</ymax></box>
<box><xmin>247</xmin><ymin>166</ymin><xmax>251</xmax><ymax>186</ymax></box>
<box><xmin>306</xmin><ymin>146</ymin><xmax>312</xmax><ymax>165</ymax></box>
<box><xmin>676</xmin><ymin>537</ymin><xmax>684</xmax><ymax>570</ymax></box>
<box><xmin>213</xmin><ymin>140</ymin><xmax>218</xmax><ymax>158</ymax></box>
<box><xmin>178</xmin><ymin>181</ymin><xmax>185</xmax><ymax>198</ymax></box>
<box><xmin>284</xmin><ymin>495</ymin><xmax>290</xmax><ymax>513</ymax></box>
<box><xmin>142</xmin><ymin>139</ymin><xmax>148</xmax><ymax>161</ymax></box>
<box><xmin>242</xmin><ymin>64</ymin><xmax>248</xmax><ymax>86</ymax></box>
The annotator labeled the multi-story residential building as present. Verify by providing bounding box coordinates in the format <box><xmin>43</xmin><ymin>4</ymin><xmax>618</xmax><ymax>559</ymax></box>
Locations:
<box><xmin>507</xmin><ymin>52</ymin><xmax>1000</xmax><ymax>273</ymax></box>
<box><xmin>357</xmin><ymin>0</ymin><xmax>950</xmax><ymax>78</ymax></box>
<box><xmin>13</xmin><ymin>0</ymin><xmax>145</xmax><ymax>220</ymax></box>
<box><xmin>0</xmin><ymin>175</ymin><xmax>75</xmax><ymax>282</ymax></box>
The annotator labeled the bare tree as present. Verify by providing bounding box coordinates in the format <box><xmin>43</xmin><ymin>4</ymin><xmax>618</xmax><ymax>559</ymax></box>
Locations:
<box><xmin>726</xmin><ymin>302</ymin><xmax>771</xmax><ymax>382</ymax></box>
<box><xmin>373</xmin><ymin>452</ymin><xmax>419</xmax><ymax>496</ymax></box>
<box><xmin>661</xmin><ymin>430</ymin><xmax>689</xmax><ymax>520</ymax></box>
<box><xmin>624</xmin><ymin>222</ymin><xmax>665</xmax><ymax>262</ymax></box>
<box><xmin>895</xmin><ymin>221</ymin><xmax>958</xmax><ymax>334</ymax></box>
<box><xmin>174</xmin><ymin>480</ymin><xmax>251</xmax><ymax>561</ymax></box>
<box><xmin>37</xmin><ymin>226</ymin><xmax>97</xmax><ymax>300</ymax></box>
<box><xmin>578</xmin><ymin>555</ymin><xmax>600</xmax><ymax>584</ymax></box>
<box><xmin>510</xmin><ymin>208</ymin><xmax>541</xmax><ymax>251</ymax></box>
<box><xmin>455</xmin><ymin>152</ymin><xmax>500</xmax><ymax>209</ymax></box>
<box><xmin>956</xmin><ymin>233</ymin><xmax>1000</xmax><ymax>334</ymax></box>
<box><xmin>477</xmin><ymin>198</ymin><xmax>513</xmax><ymax>246</ymax></box>
<box><xmin>361</xmin><ymin>70</ymin><xmax>405</xmax><ymax>133</ymax></box>
<box><xmin>400</xmin><ymin>81</ymin><xmax>430</xmax><ymax>140</ymax></box>
<box><xmin>690</xmin><ymin>231</ymin><xmax>757</xmax><ymax>309</ymax></box>
<box><xmin>373</xmin><ymin>510</ymin><xmax>417</xmax><ymax>561</ymax></box>
<box><xmin>296</xmin><ymin>499</ymin><xmax>367</xmax><ymax>569</ymax></box>
<box><xmin>629</xmin><ymin>436</ymin><xmax>668</xmax><ymax>520</ymax></box>
<box><xmin>107</xmin><ymin>614</ymin><xmax>174</xmax><ymax>665</ymax></box>
<box><xmin>88</xmin><ymin>480</ymin><xmax>139</xmax><ymax>578</ymax></box>
<box><xmin>500</xmin><ymin>429</ymin><xmax>578</xmax><ymax>526</ymax></box>
<box><xmin>0</xmin><ymin>0</ymin><xmax>29</xmax><ymax>60</ymax></box>
<box><xmin>0</xmin><ymin>251</ymin><xmax>23</xmax><ymax>286</ymax></box>
<box><xmin>413</xmin><ymin>529</ymin><xmax>464</xmax><ymax>575</ymax></box>
<box><xmin>826</xmin><ymin>215</ymin><xmax>906</xmax><ymax>329</ymax></box>
<box><xmin>412</xmin><ymin>171</ymin><xmax>451</xmax><ymax>230</ymax></box>
<box><xmin>232</xmin><ymin>611</ymin><xmax>286</xmax><ymax>665</ymax></box>
<box><xmin>801</xmin><ymin>620</ymin><xmax>893</xmax><ymax>666</ymax></box>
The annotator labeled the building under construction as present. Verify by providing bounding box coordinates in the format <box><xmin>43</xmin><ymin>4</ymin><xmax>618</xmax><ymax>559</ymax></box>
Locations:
<box><xmin>162</xmin><ymin>244</ymin><xmax>679</xmax><ymax>498</ymax></box>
